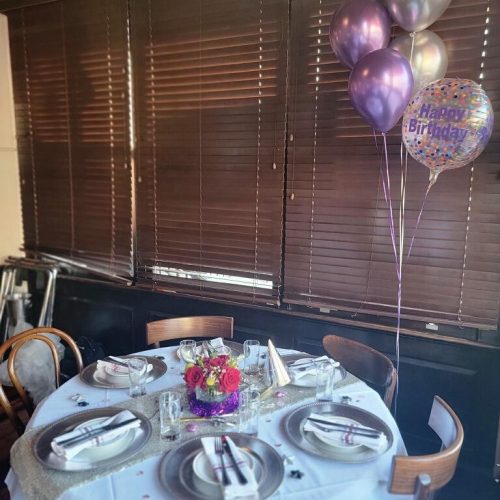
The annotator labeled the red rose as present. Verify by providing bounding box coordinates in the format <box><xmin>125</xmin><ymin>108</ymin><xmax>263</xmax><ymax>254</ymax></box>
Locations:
<box><xmin>210</xmin><ymin>355</ymin><xmax>229</xmax><ymax>367</ymax></box>
<box><xmin>219</xmin><ymin>367</ymin><xmax>241</xmax><ymax>393</ymax></box>
<box><xmin>184</xmin><ymin>365</ymin><xmax>204</xmax><ymax>390</ymax></box>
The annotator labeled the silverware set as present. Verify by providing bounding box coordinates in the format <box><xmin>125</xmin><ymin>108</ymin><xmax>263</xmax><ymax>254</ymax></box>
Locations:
<box><xmin>57</xmin><ymin>418</ymin><xmax>140</xmax><ymax>447</ymax></box>
<box><xmin>306</xmin><ymin>417</ymin><xmax>382</xmax><ymax>439</ymax></box>
<box><xmin>214</xmin><ymin>435</ymin><xmax>248</xmax><ymax>486</ymax></box>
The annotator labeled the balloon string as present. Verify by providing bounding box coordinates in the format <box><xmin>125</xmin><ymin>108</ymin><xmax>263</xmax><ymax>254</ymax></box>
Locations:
<box><xmin>406</xmin><ymin>188</ymin><xmax>429</xmax><ymax>260</ymax></box>
<box><xmin>382</xmin><ymin>133</ymin><xmax>400</xmax><ymax>281</ymax></box>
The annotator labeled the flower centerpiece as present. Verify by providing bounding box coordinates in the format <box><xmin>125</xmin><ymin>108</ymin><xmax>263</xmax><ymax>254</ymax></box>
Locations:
<box><xmin>184</xmin><ymin>353</ymin><xmax>241</xmax><ymax>417</ymax></box>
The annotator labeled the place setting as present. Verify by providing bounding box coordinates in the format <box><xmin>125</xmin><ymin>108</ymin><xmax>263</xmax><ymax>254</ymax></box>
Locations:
<box><xmin>176</xmin><ymin>337</ymin><xmax>244</xmax><ymax>364</ymax></box>
<box><xmin>159</xmin><ymin>432</ymin><xmax>284</xmax><ymax>499</ymax></box>
<box><xmin>284</xmin><ymin>354</ymin><xmax>348</xmax><ymax>388</ymax></box>
<box><xmin>32</xmin><ymin>407</ymin><xmax>152</xmax><ymax>472</ymax></box>
<box><xmin>80</xmin><ymin>354</ymin><xmax>168</xmax><ymax>390</ymax></box>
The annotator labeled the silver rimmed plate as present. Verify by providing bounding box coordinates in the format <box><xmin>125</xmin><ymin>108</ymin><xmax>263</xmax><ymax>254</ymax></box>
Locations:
<box><xmin>283</xmin><ymin>354</ymin><xmax>347</xmax><ymax>388</ymax></box>
<box><xmin>159</xmin><ymin>432</ymin><xmax>284</xmax><ymax>499</ymax></box>
<box><xmin>176</xmin><ymin>340</ymin><xmax>244</xmax><ymax>360</ymax></box>
<box><xmin>80</xmin><ymin>355</ymin><xmax>167</xmax><ymax>389</ymax></box>
<box><xmin>283</xmin><ymin>402</ymin><xmax>393</xmax><ymax>463</ymax></box>
<box><xmin>33</xmin><ymin>407</ymin><xmax>152</xmax><ymax>471</ymax></box>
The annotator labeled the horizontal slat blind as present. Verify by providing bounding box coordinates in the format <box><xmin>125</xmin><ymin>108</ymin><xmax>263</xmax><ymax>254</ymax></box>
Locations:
<box><xmin>7</xmin><ymin>0</ymin><xmax>132</xmax><ymax>276</ymax></box>
<box><xmin>132</xmin><ymin>0</ymin><xmax>288</xmax><ymax>303</ymax></box>
<box><xmin>284</xmin><ymin>0</ymin><xmax>500</xmax><ymax>328</ymax></box>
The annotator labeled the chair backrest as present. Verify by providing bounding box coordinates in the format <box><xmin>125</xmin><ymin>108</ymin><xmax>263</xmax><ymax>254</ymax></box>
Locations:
<box><xmin>389</xmin><ymin>396</ymin><xmax>464</xmax><ymax>499</ymax></box>
<box><xmin>322</xmin><ymin>334</ymin><xmax>397</xmax><ymax>409</ymax></box>
<box><xmin>0</xmin><ymin>327</ymin><xmax>83</xmax><ymax>435</ymax></box>
<box><xmin>146</xmin><ymin>316</ymin><xmax>234</xmax><ymax>348</ymax></box>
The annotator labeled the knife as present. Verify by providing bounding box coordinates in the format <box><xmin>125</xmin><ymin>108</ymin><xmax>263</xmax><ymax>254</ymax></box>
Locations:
<box><xmin>221</xmin><ymin>435</ymin><xmax>248</xmax><ymax>484</ymax></box>
<box><xmin>57</xmin><ymin>418</ymin><xmax>140</xmax><ymax>446</ymax></box>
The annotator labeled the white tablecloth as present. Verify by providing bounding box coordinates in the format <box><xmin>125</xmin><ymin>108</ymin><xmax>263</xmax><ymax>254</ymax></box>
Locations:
<box><xmin>7</xmin><ymin>346</ymin><xmax>409</xmax><ymax>500</ymax></box>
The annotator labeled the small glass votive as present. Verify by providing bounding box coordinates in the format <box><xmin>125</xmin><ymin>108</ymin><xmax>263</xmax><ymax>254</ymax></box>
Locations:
<box><xmin>159</xmin><ymin>391</ymin><xmax>181</xmax><ymax>441</ymax></box>
<box><xmin>239</xmin><ymin>387</ymin><xmax>260</xmax><ymax>436</ymax></box>
<box><xmin>243</xmin><ymin>340</ymin><xmax>261</xmax><ymax>380</ymax></box>
<box><xmin>179</xmin><ymin>339</ymin><xmax>196</xmax><ymax>366</ymax></box>
<box><xmin>127</xmin><ymin>356</ymin><xmax>148</xmax><ymax>397</ymax></box>
<box><xmin>315</xmin><ymin>359</ymin><xmax>337</xmax><ymax>402</ymax></box>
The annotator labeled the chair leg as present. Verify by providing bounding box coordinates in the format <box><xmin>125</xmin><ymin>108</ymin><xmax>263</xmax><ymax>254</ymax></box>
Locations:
<box><xmin>415</xmin><ymin>473</ymin><xmax>432</xmax><ymax>500</ymax></box>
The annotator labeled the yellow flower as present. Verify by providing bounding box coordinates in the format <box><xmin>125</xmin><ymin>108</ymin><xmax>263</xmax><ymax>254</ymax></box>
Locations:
<box><xmin>185</xmin><ymin>363</ymin><xmax>194</xmax><ymax>369</ymax></box>
<box><xmin>206</xmin><ymin>376</ymin><xmax>216</xmax><ymax>386</ymax></box>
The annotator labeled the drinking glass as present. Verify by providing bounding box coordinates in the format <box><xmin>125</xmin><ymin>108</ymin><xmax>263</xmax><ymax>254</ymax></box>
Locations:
<box><xmin>179</xmin><ymin>339</ymin><xmax>196</xmax><ymax>366</ymax></box>
<box><xmin>127</xmin><ymin>356</ymin><xmax>148</xmax><ymax>397</ymax></box>
<box><xmin>159</xmin><ymin>391</ymin><xmax>181</xmax><ymax>441</ymax></box>
<box><xmin>243</xmin><ymin>340</ymin><xmax>261</xmax><ymax>379</ymax></box>
<box><xmin>239</xmin><ymin>387</ymin><xmax>260</xmax><ymax>436</ymax></box>
<box><xmin>315</xmin><ymin>359</ymin><xmax>336</xmax><ymax>402</ymax></box>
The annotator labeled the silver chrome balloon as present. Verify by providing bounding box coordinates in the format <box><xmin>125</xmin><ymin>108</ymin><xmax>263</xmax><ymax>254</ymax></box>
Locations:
<box><xmin>390</xmin><ymin>30</ymin><xmax>448</xmax><ymax>93</ymax></box>
<box><xmin>384</xmin><ymin>0</ymin><xmax>451</xmax><ymax>32</ymax></box>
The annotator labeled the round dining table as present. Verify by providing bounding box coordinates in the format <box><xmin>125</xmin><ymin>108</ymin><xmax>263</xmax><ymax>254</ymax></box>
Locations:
<box><xmin>6</xmin><ymin>345</ymin><xmax>410</xmax><ymax>500</ymax></box>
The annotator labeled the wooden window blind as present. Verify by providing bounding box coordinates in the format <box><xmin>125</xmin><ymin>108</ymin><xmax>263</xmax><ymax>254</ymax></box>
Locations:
<box><xmin>7</xmin><ymin>0</ymin><xmax>133</xmax><ymax>277</ymax></box>
<box><xmin>284</xmin><ymin>0</ymin><xmax>500</xmax><ymax>329</ymax></box>
<box><xmin>131</xmin><ymin>0</ymin><xmax>288</xmax><ymax>304</ymax></box>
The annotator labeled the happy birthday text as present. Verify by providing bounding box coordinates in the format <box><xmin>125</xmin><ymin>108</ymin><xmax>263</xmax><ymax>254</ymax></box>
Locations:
<box><xmin>408</xmin><ymin>104</ymin><xmax>468</xmax><ymax>143</ymax></box>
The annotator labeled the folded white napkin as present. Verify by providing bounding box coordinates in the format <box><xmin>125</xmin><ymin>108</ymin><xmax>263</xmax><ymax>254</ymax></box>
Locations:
<box><xmin>289</xmin><ymin>356</ymin><xmax>338</xmax><ymax>381</ymax></box>
<box><xmin>201</xmin><ymin>436</ymin><xmax>259</xmax><ymax>500</ymax></box>
<box><xmin>304</xmin><ymin>413</ymin><xmax>388</xmax><ymax>453</ymax></box>
<box><xmin>208</xmin><ymin>337</ymin><xmax>229</xmax><ymax>354</ymax></box>
<box><xmin>51</xmin><ymin>410</ymin><xmax>141</xmax><ymax>460</ymax></box>
<box><xmin>96</xmin><ymin>356</ymin><xmax>153</xmax><ymax>376</ymax></box>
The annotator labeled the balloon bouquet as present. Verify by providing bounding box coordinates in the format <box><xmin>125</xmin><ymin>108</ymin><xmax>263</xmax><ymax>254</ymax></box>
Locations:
<box><xmin>330</xmin><ymin>0</ymin><xmax>494</xmax><ymax>187</ymax></box>
<box><xmin>329</xmin><ymin>0</ymin><xmax>494</xmax><ymax>410</ymax></box>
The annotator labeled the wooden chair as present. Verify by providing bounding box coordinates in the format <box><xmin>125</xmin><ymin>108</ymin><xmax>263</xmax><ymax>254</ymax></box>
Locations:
<box><xmin>322</xmin><ymin>334</ymin><xmax>397</xmax><ymax>409</ymax></box>
<box><xmin>389</xmin><ymin>396</ymin><xmax>464</xmax><ymax>499</ymax></box>
<box><xmin>0</xmin><ymin>327</ymin><xmax>83</xmax><ymax>435</ymax></box>
<box><xmin>146</xmin><ymin>316</ymin><xmax>234</xmax><ymax>348</ymax></box>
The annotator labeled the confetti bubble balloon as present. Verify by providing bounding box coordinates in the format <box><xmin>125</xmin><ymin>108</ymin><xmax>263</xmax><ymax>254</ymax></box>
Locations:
<box><xmin>402</xmin><ymin>78</ymin><xmax>493</xmax><ymax>186</ymax></box>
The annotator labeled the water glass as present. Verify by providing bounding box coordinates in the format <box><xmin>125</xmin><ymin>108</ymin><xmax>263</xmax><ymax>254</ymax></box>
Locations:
<box><xmin>127</xmin><ymin>357</ymin><xmax>148</xmax><ymax>397</ymax></box>
<box><xmin>243</xmin><ymin>340</ymin><xmax>261</xmax><ymax>378</ymax></box>
<box><xmin>315</xmin><ymin>359</ymin><xmax>336</xmax><ymax>402</ymax></box>
<box><xmin>159</xmin><ymin>391</ymin><xmax>181</xmax><ymax>441</ymax></box>
<box><xmin>239</xmin><ymin>387</ymin><xmax>260</xmax><ymax>436</ymax></box>
<box><xmin>179</xmin><ymin>339</ymin><xmax>196</xmax><ymax>365</ymax></box>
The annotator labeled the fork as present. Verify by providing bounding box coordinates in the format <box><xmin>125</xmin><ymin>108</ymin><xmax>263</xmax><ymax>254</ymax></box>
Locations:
<box><xmin>214</xmin><ymin>437</ymin><xmax>231</xmax><ymax>486</ymax></box>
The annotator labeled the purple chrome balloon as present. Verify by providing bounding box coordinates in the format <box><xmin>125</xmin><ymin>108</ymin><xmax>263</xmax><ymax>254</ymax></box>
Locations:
<box><xmin>348</xmin><ymin>48</ymin><xmax>414</xmax><ymax>133</ymax></box>
<box><xmin>329</xmin><ymin>0</ymin><xmax>391</xmax><ymax>69</ymax></box>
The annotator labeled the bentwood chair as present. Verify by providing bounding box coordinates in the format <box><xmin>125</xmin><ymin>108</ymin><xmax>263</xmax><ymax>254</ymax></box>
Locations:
<box><xmin>389</xmin><ymin>396</ymin><xmax>464</xmax><ymax>499</ymax></box>
<box><xmin>0</xmin><ymin>327</ymin><xmax>83</xmax><ymax>435</ymax></box>
<box><xmin>322</xmin><ymin>334</ymin><xmax>397</xmax><ymax>409</ymax></box>
<box><xmin>146</xmin><ymin>316</ymin><xmax>234</xmax><ymax>348</ymax></box>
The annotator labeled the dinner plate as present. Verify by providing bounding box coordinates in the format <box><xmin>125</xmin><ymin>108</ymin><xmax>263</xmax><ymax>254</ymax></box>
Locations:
<box><xmin>176</xmin><ymin>340</ymin><xmax>244</xmax><ymax>360</ymax></box>
<box><xmin>71</xmin><ymin>417</ymin><xmax>137</xmax><ymax>462</ymax></box>
<box><xmin>284</xmin><ymin>354</ymin><xmax>347</xmax><ymax>388</ymax></box>
<box><xmin>80</xmin><ymin>355</ymin><xmax>167</xmax><ymax>389</ymax></box>
<box><xmin>283</xmin><ymin>402</ymin><xmax>393</xmax><ymax>463</ymax></box>
<box><xmin>192</xmin><ymin>448</ymin><xmax>255</xmax><ymax>497</ymax></box>
<box><xmin>307</xmin><ymin>416</ymin><xmax>363</xmax><ymax>453</ymax></box>
<box><xmin>159</xmin><ymin>432</ymin><xmax>284</xmax><ymax>499</ymax></box>
<box><xmin>33</xmin><ymin>407</ymin><xmax>151</xmax><ymax>471</ymax></box>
